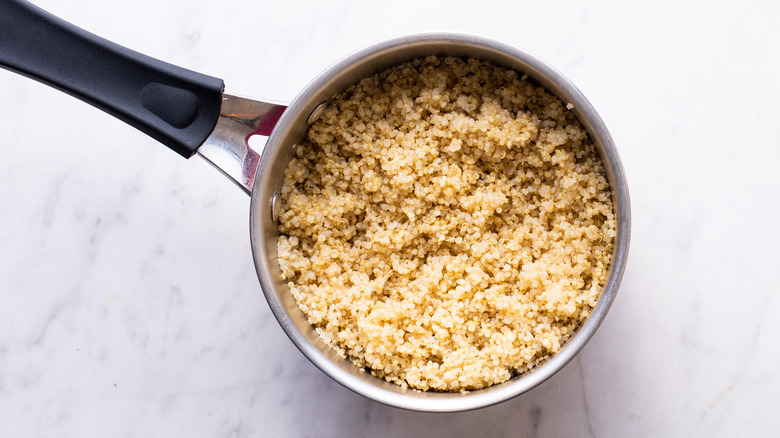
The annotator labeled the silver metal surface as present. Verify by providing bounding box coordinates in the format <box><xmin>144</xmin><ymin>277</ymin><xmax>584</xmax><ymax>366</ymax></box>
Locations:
<box><xmin>197</xmin><ymin>94</ymin><xmax>286</xmax><ymax>194</ymax></box>
<box><xmin>246</xmin><ymin>33</ymin><xmax>631</xmax><ymax>412</ymax></box>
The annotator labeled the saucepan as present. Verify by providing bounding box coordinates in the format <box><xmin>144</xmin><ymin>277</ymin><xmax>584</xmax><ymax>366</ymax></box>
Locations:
<box><xmin>0</xmin><ymin>0</ymin><xmax>630</xmax><ymax>412</ymax></box>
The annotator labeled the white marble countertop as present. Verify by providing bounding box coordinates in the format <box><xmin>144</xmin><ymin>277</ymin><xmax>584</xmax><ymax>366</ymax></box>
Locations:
<box><xmin>1</xmin><ymin>0</ymin><xmax>779</xmax><ymax>436</ymax></box>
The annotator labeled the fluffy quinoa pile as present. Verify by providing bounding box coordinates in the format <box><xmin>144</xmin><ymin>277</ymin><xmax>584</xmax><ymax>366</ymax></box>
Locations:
<box><xmin>277</xmin><ymin>56</ymin><xmax>615</xmax><ymax>392</ymax></box>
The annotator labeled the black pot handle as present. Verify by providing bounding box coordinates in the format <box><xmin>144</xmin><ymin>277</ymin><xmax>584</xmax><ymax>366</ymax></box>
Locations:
<box><xmin>0</xmin><ymin>0</ymin><xmax>224</xmax><ymax>158</ymax></box>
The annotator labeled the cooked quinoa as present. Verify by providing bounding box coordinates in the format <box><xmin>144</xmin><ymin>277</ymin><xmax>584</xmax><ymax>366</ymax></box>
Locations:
<box><xmin>277</xmin><ymin>56</ymin><xmax>615</xmax><ymax>392</ymax></box>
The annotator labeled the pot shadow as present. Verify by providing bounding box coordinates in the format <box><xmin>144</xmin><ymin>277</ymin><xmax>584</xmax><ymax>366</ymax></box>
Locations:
<box><xmin>292</xmin><ymin>314</ymin><xmax>632</xmax><ymax>438</ymax></box>
<box><xmin>348</xmin><ymin>354</ymin><xmax>596</xmax><ymax>438</ymax></box>
<box><xmin>271</xmin><ymin>266</ymin><xmax>640</xmax><ymax>437</ymax></box>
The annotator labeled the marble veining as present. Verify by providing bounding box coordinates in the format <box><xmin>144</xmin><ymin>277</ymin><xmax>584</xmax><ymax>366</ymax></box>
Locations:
<box><xmin>1</xmin><ymin>0</ymin><xmax>780</xmax><ymax>436</ymax></box>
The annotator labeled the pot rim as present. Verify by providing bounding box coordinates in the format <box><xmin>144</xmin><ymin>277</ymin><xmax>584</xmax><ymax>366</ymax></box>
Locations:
<box><xmin>249</xmin><ymin>32</ymin><xmax>630</xmax><ymax>412</ymax></box>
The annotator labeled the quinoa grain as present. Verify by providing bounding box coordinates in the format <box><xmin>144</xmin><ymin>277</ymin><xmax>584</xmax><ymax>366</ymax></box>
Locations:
<box><xmin>277</xmin><ymin>56</ymin><xmax>615</xmax><ymax>392</ymax></box>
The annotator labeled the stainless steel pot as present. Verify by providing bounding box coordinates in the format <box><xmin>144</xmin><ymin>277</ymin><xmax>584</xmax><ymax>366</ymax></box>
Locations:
<box><xmin>1</xmin><ymin>0</ymin><xmax>630</xmax><ymax>413</ymax></box>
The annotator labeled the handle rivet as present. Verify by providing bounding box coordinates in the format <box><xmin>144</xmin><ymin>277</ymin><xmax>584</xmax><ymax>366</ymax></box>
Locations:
<box><xmin>271</xmin><ymin>192</ymin><xmax>281</xmax><ymax>222</ymax></box>
<box><xmin>307</xmin><ymin>102</ymin><xmax>328</xmax><ymax>125</ymax></box>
